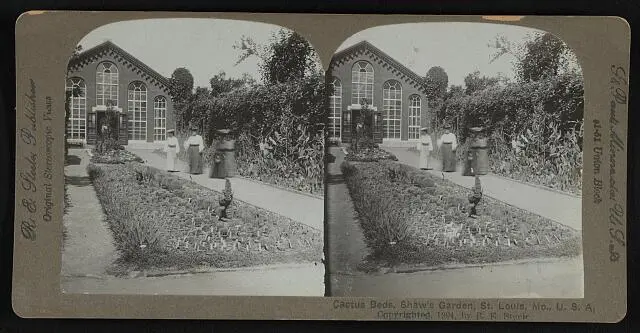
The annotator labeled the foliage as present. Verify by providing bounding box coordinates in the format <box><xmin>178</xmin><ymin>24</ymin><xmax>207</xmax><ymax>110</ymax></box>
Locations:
<box><xmin>91</xmin><ymin>149</ymin><xmax>144</xmax><ymax>164</ymax></box>
<box><xmin>489</xmin><ymin>32</ymin><xmax>578</xmax><ymax>83</ymax></box>
<box><xmin>95</xmin><ymin>103</ymin><xmax>121</xmax><ymax>154</ymax></box>
<box><xmin>345</xmin><ymin>147</ymin><xmax>398</xmax><ymax>163</ymax></box>
<box><xmin>490</xmin><ymin>121</ymin><xmax>583</xmax><ymax>194</ymax></box>
<box><xmin>210</xmin><ymin>71</ymin><xmax>254</xmax><ymax>97</ymax></box>
<box><xmin>463</xmin><ymin>71</ymin><xmax>501</xmax><ymax>95</ymax></box>
<box><xmin>169</xmin><ymin>29</ymin><xmax>325</xmax><ymax>196</ymax></box>
<box><xmin>424</xmin><ymin>66</ymin><xmax>449</xmax><ymax>99</ymax></box>
<box><xmin>169</xmin><ymin>68</ymin><xmax>195</xmax><ymax>131</ymax></box>
<box><xmin>517</xmin><ymin>33</ymin><xmax>572</xmax><ymax>82</ymax></box>
<box><xmin>440</xmin><ymin>68</ymin><xmax>583</xmax><ymax>194</ymax></box>
<box><xmin>230</xmin><ymin>113</ymin><xmax>324</xmax><ymax>195</ymax></box>
<box><xmin>87</xmin><ymin>162</ymin><xmax>322</xmax><ymax>272</ymax></box>
<box><xmin>169</xmin><ymin>67</ymin><xmax>195</xmax><ymax>102</ymax></box>
<box><xmin>341</xmin><ymin>160</ymin><xmax>582</xmax><ymax>268</ymax></box>
<box><xmin>201</xmin><ymin>75</ymin><xmax>326</xmax><ymax>195</ymax></box>
<box><xmin>234</xmin><ymin>29</ymin><xmax>322</xmax><ymax>85</ymax></box>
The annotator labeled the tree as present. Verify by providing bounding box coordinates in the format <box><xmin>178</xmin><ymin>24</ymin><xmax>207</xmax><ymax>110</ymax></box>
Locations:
<box><xmin>423</xmin><ymin>66</ymin><xmax>449</xmax><ymax>130</ymax></box>
<box><xmin>190</xmin><ymin>86</ymin><xmax>212</xmax><ymax>133</ymax></box>
<box><xmin>169</xmin><ymin>68</ymin><xmax>195</xmax><ymax>131</ymax></box>
<box><xmin>424</xmin><ymin>66</ymin><xmax>449</xmax><ymax>99</ymax></box>
<box><xmin>463</xmin><ymin>71</ymin><xmax>500</xmax><ymax>95</ymax></box>
<box><xmin>209</xmin><ymin>71</ymin><xmax>252</xmax><ymax>97</ymax></box>
<box><xmin>234</xmin><ymin>29</ymin><xmax>321</xmax><ymax>84</ymax></box>
<box><xmin>489</xmin><ymin>32</ymin><xmax>575</xmax><ymax>83</ymax></box>
<box><xmin>517</xmin><ymin>33</ymin><xmax>568</xmax><ymax>82</ymax></box>
<box><xmin>446</xmin><ymin>85</ymin><xmax>465</xmax><ymax>99</ymax></box>
<box><xmin>169</xmin><ymin>67</ymin><xmax>194</xmax><ymax>101</ymax></box>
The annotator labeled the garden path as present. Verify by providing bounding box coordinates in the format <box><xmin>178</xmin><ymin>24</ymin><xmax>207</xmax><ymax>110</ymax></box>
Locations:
<box><xmin>62</xmin><ymin>149</ymin><xmax>119</xmax><ymax>278</ymax></box>
<box><xmin>326</xmin><ymin>147</ymin><xmax>370</xmax><ymax>279</ymax></box>
<box><xmin>331</xmin><ymin>255</ymin><xmax>583</xmax><ymax>298</ymax></box>
<box><xmin>129</xmin><ymin>148</ymin><xmax>323</xmax><ymax>232</ymax></box>
<box><xmin>385</xmin><ymin>147</ymin><xmax>582</xmax><ymax>231</ymax></box>
<box><xmin>62</xmin><ymin>263</ymin><xmax>324</xmax><ymax>296</ymax></box>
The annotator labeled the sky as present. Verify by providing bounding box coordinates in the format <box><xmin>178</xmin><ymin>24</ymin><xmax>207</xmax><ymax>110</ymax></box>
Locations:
<box><xmin>336</xmin><ymin>22</ymin><xmax>547</xmax><ymax>86</ymax></box>
<box><xmin>78</xmin><ymin>19</ymin><xmax>559</xmax><ymax>89</ymax></box>
<box><xmin>79</xmin><ymin>18</ymin><xmax>283</xmax><ymax>89</ymax></box>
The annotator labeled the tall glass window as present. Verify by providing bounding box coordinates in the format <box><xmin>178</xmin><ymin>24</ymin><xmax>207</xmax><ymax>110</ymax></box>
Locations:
<box><xmin>351</xmin><ymin>61</ymin><xmax>374</xmax><ymax>105</ymax></box>
<box><xmin>154</xmin><ymin>96</ymin><xmax>167</xmax><ymax>141</ymax></box>
<box><xmin>329</xmin><ymin>77</ymin><xmax>342</xmax><ymax>141</ymax></box>
<box><xmin>408</xmin><ymin>95</ymin><xmax>421</xmax><ymax>140</ymax></box>
<box><xmin>65</xmin><ymin>77</ymin><xmax>87</xmax><ymax>140</ymax></box>
<box><xmin>383</xmin><ymin>80</ymin><xmax>402</xmax><ymax>139</ymax></box>
<box><xmin>96</xmin><ymin>62</ymin><xmax>119</xmax><ymax>106</ymax></box>
<box><xmin>127</xmin><ymin>81</ymin><xmax>147</xmax><ymax>140</ymax></box>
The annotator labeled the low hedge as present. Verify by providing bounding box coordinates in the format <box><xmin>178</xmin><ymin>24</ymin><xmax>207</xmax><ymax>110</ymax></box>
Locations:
<box><xmin>341</xmin><ymin>160</ymin><xmax>582</xmax><ymax>268</ymax></box>
<box><xmin>87</xmin><ymin>162</ymin><xmax>323</xmax><ymax>273</ymax></box>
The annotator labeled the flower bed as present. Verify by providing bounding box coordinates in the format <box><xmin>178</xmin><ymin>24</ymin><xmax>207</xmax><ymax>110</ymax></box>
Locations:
<box><xmin>91</xmin><ymin>149</ymin><xmax>144</xmax><ymax>164</ymax></box>
<box><xmin>341</xmin><ymin>160</ymin><xmax>581</xmax><ymax>269</ymax></box>
<box><xmin>87</xmin><ymin>162</ymin><xmax>323</xmax><ymax>273</ymax></box>
<box><xmin>345</xmin><ymin>147</ymin><xmax>398</xmax><ymax>162</ymax></box>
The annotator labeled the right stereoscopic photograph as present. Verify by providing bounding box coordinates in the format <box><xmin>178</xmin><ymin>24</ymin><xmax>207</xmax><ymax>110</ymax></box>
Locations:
<box><xmin>325</xmin><ymin>22</ymin><xmax>584</xmax><ymax>298</ymax></box>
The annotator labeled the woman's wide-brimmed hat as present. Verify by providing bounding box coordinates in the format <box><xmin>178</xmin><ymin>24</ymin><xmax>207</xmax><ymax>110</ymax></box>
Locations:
<box><xmin>167</xmin><ymin>129</ymin><xmax>175</xmax><ymax>134</ymax></box>
<box><xmin>190</xmin><ymin>126</ymin><xmax>199</xmax><ymax>131</ymax></box>
<box><xmin>420</xmin><ymin>127</ymin><xmax>429</xmax><ymax>132</ymax></box>
<box><xmin>443</xmin><ymin>123</ymin><xmax>452</xmax><ymax>129</ymax></box>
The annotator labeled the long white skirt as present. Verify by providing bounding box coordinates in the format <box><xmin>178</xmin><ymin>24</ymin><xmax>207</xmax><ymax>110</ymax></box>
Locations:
<box><xmin>419</xmin><ymin>147</ymin><xmax>432</xmax><ymax>169</ymax></box>
<box><xmin>166</xmin><ymin>149</ymin><xmax>177</xmax><ymax>171</ymax></box>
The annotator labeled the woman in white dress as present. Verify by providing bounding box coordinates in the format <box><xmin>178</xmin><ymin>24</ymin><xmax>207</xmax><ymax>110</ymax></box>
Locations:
<box><xmin>418</xmin><ymin>127</ymin><xmax>433</xmax><ymax>170</ymax></box>
<box><xmin>164</xmin><ymin>129</ymin><xmax>179</xmax><ymax>172</ymax></box>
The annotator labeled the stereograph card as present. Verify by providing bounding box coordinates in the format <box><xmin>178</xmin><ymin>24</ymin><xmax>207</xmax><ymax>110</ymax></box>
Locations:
<box><xmin>12</xmin><ymin>12</ymin><xmax>629</xmax><ymax>322</ymax></box>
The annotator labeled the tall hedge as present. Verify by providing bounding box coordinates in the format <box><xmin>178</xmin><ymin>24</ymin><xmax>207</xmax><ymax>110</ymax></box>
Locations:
<box><xmin>444</xmin><ymin>71</ymin><xmax>583</xmax><ymax>144</ymax></box>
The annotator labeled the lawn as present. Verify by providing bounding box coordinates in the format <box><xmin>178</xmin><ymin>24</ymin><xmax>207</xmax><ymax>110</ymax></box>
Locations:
<box><xmin>87</xmin><ymin>161</ymin><xmax>323</xmax><ymax>275</ymax></box>
<box><xmin>341</xmin><ymin>159</ymin><xmax>582</xmax><ymax>270</ymax></box>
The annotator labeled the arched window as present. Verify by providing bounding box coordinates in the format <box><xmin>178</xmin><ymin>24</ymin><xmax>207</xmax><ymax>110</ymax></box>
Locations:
<box><xmin>154</xmin><ymin>96</ymin><xmax>167</xmax><ymax>141</ymax></box>
<box><xmin>65</xmin><ymin>77</ymin><xmax>87</xmax><ymax>140</ymax></box>
<box><xmin>127</xmin><ymin>81</ymin><xmax>147</xmax><ymax>140</ymax></box>
<box><xmin>351</xmin><ymin>61</ymin><xmax>374</xmax><ymax>105</ymax></box>
<box><xmin>408</xmin><ymin>95</ymin><xmax>422</xmax><ymax>140</ymax></box>
<box><xmin>383</xmin><ymin>80</ymin><xmax>402</xmax><ymax>139</ymax></box>
<box><xmin>96</xmin><ymin>62</ymin><xmax>119</xmax><ymax>106</ymax></box>
<box><xmin>329</xmin><ymin>77</ymin><xmax>342</xmax><ymax>141</ymax></box>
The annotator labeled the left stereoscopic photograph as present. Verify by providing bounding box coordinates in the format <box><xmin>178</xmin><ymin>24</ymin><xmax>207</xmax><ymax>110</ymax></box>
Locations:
<box><xmin>61</xmin><ymin>18</ymin><xmax>325</xmax><ymax>296</ymax></box>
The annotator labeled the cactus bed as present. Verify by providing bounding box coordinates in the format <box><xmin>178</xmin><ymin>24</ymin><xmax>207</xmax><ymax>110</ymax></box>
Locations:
<box><xmin>87</xmin><ymin>162</ymin><xmax>323</xmax><ymax>274</ymax></box>
<box><xmin>341</xmin><ymin>160</ymin><xmax>582</xmax><ymax>270</ymax></box>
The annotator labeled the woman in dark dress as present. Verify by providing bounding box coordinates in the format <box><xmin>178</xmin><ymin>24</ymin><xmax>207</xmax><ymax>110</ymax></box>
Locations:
<box><xmin>437</xmin><ymin>124</ymin><xmax>458</xmax><ymax>172</ymax></box>
<box><xmin>183</xmin><ymin>127</ymin><xmax>204</xmax><ymax>174</ymax></box>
